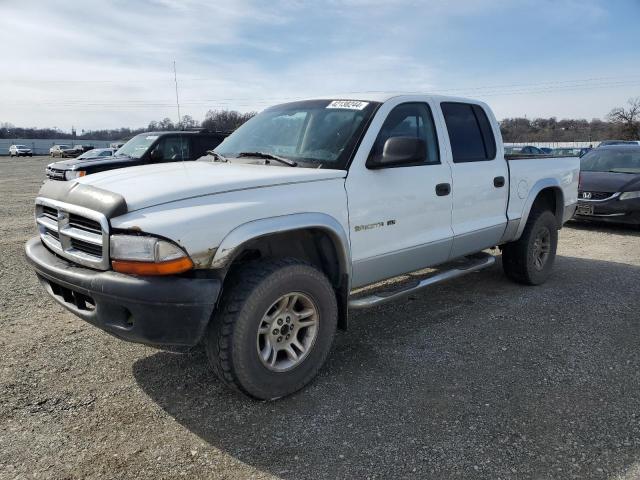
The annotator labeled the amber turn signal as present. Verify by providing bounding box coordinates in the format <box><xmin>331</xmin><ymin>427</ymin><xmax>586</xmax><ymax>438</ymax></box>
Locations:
<box><xmin>112</xmin><ymin>257</ymin><xmax>194</xmax><ymax>276</ymax></box>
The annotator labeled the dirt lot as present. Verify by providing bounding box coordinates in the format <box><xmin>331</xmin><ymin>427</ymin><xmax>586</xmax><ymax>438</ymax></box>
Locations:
<box><xmin>1</xmin><ymin>156</ymin><xmax>640</xmax><ymax>480</ymax></box>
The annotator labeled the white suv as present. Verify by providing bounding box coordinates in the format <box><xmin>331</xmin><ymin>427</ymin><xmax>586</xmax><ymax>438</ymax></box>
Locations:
<box><xmin>9</xmin><ymin>144</ymin><xmax>33</xmax><ymax>157</ymax></box>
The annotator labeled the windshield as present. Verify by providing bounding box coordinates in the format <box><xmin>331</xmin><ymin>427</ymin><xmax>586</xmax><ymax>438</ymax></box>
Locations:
<box><xmin>58</xmin><ymin>145</ymin><xmax>70</xmax><ymax>149</ymax></box>
<box><xmin>214</xmin><ymin>99</ymin><xmax>380</xmax><ymax>169</ymax></box>
<box><xmin>581</xmin><ymin>147</ymin><xmax>640</xmax><ymax>173</ymax></box>
<box><xmin>16</xmin><ymin>145</ymin><xmax>28</xmax><ymax>148</ymax></box>
<box><xmin>115</xmin><ymin>134</ymin><xmax>159</xmax><ymax>158</ymax></box>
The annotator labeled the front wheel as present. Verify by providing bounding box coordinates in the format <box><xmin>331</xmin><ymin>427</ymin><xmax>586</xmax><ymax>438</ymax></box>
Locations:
<box><xmin>205</xmin><ymin>258</ymin><xmax>338</xmax><ymax>400</ymax></box>
<box><xmin>502</xmin><ymin>209</ymin><xmax>558</xmax><ymax>285</ymax></box>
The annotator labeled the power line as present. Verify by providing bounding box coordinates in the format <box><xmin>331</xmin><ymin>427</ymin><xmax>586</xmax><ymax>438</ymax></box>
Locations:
<box><xmin>3</xmin><ymin>79</ymin><xmax>639</xmax><ymax>108</ymax></box>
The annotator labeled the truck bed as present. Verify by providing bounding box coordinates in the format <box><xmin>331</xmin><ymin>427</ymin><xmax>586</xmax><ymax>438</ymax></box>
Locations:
<box><xmin>505</xmin><ymin>153</ymin><xmax>580</xmax><ymax>236</ymax></box>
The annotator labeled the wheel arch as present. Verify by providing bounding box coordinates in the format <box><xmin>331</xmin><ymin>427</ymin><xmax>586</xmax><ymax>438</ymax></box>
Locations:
<box><xmin>210</xmin><ymin>213</ymin><xmax>352</xmax><ymax>329</ymax></box>
<box><xmin>514</xmin><ymin>180</ymin><xmax>565</xmax><ymax>240</ymax></box>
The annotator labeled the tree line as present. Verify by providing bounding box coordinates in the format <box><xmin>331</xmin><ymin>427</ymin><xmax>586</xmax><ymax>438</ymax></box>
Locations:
<box><xmin>501</xmin><ymin>97</ymin><xmax>640</xmax><ymax>143</ymax></box>
<box><xmin>0</xmin><ymin>110</ymin><xmax>257</xmax><ymax>141</ymax></box>
<box><xmin>2</xmin><ymin>98</ymin><xmax>639</xmax><ymax>142</ymax></box>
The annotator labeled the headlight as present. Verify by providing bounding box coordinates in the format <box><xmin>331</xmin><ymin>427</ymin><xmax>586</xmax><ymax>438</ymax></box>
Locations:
<box><xmin>64</xmin><ymin>170</ymin><xmax>86</xmax><ymax>180</ymax></box>
<box><xmin>110</xmin><ymin>234</ymin><xmax>193</xmax><ymax>275</ymax></box>
<box><xmin>619</xmin><ymin>191</ymin><xmax>640</xmax><ymax>201</ymax></box>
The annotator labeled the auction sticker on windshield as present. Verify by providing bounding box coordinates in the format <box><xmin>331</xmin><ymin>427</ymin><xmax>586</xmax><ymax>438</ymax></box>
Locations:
<box><xmin>326</xmin><ymin>100</ymin><xmax>369</xmax><ymax>110</ymax></box>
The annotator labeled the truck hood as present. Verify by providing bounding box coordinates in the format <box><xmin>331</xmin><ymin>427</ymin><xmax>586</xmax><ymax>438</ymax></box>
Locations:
<box><xmin>75</xmin><ymin>161</ymin><xmax>346</xmax><ymax>212</ymax></box>
<box><xmin>49</xmin><ymin>155</ymin><xmax>139</xmax><ymax>171</ymax></box>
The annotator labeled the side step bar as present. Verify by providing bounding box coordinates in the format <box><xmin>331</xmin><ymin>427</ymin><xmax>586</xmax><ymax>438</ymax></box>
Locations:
<box><xmin>348</xmin><ymin>252</ymin><xmax>496</xmax><ymax>310</ymax></box>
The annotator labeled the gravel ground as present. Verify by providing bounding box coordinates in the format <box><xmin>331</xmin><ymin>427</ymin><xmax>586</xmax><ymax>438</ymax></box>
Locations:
<box><xmin>2</xmin><ymin>156</ymin><xmax>640</xmax><ymax>480</ymax></box>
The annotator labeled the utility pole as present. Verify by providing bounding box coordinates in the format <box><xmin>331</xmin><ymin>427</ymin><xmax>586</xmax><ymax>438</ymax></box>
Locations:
<box><xmin>173</xmin><ymin>61</ymin><xmax>181</xmax><ymax>129</ymax></box>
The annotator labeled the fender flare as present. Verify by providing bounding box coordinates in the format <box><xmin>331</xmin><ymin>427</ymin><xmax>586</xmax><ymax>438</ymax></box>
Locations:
<box><xmin>514</xmin><ymin>178</ymin><xmax>565</xmax><ymax>240</ymax></box>
<box><xmin>209</xmin><ymin>212</ymin><xmax>352</xmax><ymax>282</ymax></box>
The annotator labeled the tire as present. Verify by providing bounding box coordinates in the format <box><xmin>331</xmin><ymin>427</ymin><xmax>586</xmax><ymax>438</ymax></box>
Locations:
<box><xmin>502</xmin><ymin>209</ymin><xmax>558</xmax><ymax>285</ymax></box>
<box><xmin>205</xmin><ymin>257</ymin><xmax>338</xmax><ymax>400</ymax></box>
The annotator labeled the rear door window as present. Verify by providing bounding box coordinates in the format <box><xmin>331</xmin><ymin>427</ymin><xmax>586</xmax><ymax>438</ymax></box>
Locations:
<box><xmin>441</xmin><ymin>102</ymin><xmax>496</xmax><ymax>162</ymax></box>
<box><xmin>157</xmin><ymin>136</ymin><xmax>191</xmax><ymax>161</ymax></box>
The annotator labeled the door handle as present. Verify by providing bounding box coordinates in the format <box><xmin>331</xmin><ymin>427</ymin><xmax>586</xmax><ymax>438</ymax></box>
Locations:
<box><xmin>494</xmin><ymin>176</ymin><xmax>505</xmax><ymax>188</ymax></box>
<box><xmin>435</xmin><ymin>183</ymin><xmax>451</xmax><ymax>196</ymax></box>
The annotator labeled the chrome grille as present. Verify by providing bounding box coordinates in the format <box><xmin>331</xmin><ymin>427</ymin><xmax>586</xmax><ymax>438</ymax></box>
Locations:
<box><xmin>578</xmin><ymin>191</ymin><xmax>619</xmax><ymax>202</ymax></box>
<box><xmin>35</xmin><ymin>198</ymin><xmax>110</xmax><ymax>270</ymax></box>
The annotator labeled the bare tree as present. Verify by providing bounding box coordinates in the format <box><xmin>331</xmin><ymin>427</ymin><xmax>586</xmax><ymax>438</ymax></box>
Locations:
<box><xmin>607</xmin><ymin>97</ymin><xmax>640</xmax><ymax>139</ymax></box>
<box><xmin>158</xmin><ymin>117</ymin><xmax>175</xmax><ymax>130</ymax></box>
<box><xmin>201</xmin><ymin>109</ymin><xmax>256</xmax><ymax>132</ymax></box>
<box><xmin>180</xmin><ymin>115</ymin><xmax>198</xmax><ymax>129</ymax></box>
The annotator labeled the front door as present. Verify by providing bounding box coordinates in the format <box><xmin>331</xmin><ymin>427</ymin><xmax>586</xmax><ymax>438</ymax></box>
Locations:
<box><xmin>346</xmin><ymin>101</ymin><xmax>454</xmax><ymax>288</ymax></box>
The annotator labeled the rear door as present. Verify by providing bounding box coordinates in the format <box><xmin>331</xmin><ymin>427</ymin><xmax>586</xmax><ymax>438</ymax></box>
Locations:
<box><xmin>440</xmin><ymin>102</ymin><xmax>509</xmax><ymax>258</ymax></box>
<box><xmin>151</xmin><ymin>135</ymin><xmax>191</xmax><ymax>163</ymax></box>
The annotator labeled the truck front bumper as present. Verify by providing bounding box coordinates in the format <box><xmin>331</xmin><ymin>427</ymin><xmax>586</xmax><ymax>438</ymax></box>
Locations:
<box><xmin>25</xmin><ymin>237</ymin><xmax>221</xmax><ymax>348</ymax></box>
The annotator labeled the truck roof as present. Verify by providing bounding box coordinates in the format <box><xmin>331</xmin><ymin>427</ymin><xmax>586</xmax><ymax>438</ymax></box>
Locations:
<box><xmin>308</xmin><ymin>92</ymin><xmax>483</xmax><ymax>104</ymax></box>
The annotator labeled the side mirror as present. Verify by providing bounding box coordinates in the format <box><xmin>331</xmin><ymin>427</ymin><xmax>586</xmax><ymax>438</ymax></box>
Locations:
<box><xmin>150</xmin><ymin>148</ymin><xmax>163</xmax><ymax>161</ymax></box>
<box><xmin>368</xmin><ymin>136</ymin><xmax>426</xmax><ymax>168</ymax></box>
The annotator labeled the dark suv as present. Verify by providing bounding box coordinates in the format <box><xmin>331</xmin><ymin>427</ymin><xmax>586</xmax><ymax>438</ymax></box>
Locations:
<box><xmin>45</xmin><ymin>130</ymin><xmax>229</xmax><ymax>181</ymax></box>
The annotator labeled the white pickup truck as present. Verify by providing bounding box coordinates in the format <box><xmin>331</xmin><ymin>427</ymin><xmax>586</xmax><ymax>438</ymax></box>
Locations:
<box><xmin>26</xmin><ymin>94</ymin><xmax>579</xmax><ymax>399</ymax></box>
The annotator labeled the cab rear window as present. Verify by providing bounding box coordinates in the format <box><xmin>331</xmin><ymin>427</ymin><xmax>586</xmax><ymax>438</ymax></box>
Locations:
<box><xmin>441</xmin><ymin>102</ymin><xmax>496</xmax><ymax>162</ymax></box>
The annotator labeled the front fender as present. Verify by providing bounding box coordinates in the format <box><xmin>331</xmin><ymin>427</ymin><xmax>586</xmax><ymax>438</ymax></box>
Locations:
<box><xmin>210</xmin><ymin>212</ymin><xmax>352</xmax><ymax>279</ymax></box>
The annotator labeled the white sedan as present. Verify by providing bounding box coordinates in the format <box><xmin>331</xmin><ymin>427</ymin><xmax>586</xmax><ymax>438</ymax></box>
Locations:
<box><xmin>9</xmin><ymin>144</ymin><xmax>33</xmax><ymax>157</ymax></box>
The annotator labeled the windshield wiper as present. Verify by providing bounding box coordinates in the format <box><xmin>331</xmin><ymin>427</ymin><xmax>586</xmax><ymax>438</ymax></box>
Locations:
<box><xmin>206</xmin><ymin>150</ymin><xmax>228</xmax><ymax>163</ymax></box>
<box><xmin>237</xmin><ymin>151</ymin><xmax>298</xmax><ymax>167</ymax></box>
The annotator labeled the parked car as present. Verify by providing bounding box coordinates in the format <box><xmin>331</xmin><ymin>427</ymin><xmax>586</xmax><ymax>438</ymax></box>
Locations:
<box><xmin>505</xmin><ymin>146</ymin><xmax>547</xmax><ymax>155</ymax></box>
<box><xmin>504</xmin><ymin>146</ymin><xmax>522</xmax><ymax>155</ymax></box>
<box><xmin>74</xmin><ymin>148</ymin><xmax>115</xmax><ymax>160</ymax></box>
<box><xmin>598</xmin><ymin>140</ymin><xmax>640</xmax><ymax>147</ymax></box>
<box><xmin>578</xmin><ymin>147</ymin><xmax>592</xmax><ymax>157</ymax></box>
<box><xmin>574</xmin><ymin>145</ymin><xmax>640</xmax><ymax>226</ymax></box>
<box><xmin>553</xmin><ymin>148</ymin><xmax>582</xmax><ymax>156</ymax></box>
<box><xmin>46</xmin><ymin>149</ymin><xmax>115</xmax><ymax>178</ymax></box>
<box><xmin>45</xmin><ymin>130</ymin><xmax>228</xmax><ymax>180</ymax></box>
<box><xmin>8</xmin><ymin>144</ymin><xmax>33</xmax><ymax>157</ymax></box>
<box><xmin>25</xmin><ymin>95</ymin><xmax>579</xmax><ymax>399</ymax></box>
<box><xmin>72</xmin><ymin>145</ymin><xmax>95</xmax><ymax>154</ymax></box>
<box><xmin>520</xmin><ymin>145</ymin><xmax>546</xmax><ymax>155</ymax></box>
<box><xmin>49</xmin><ymin>145</ymin><xmax>77</xmax><ymax>158</ymax></box>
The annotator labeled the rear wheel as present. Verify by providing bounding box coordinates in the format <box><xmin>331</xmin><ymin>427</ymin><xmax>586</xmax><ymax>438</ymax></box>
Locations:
<box><xmin>205</xmin><ymin>258</ymin><xmax>338</xmax><ymax>400</ymax></box>
<box><xmin>502</xmin><ymin>209</ymin><xmax>558</xmax><ymax>285</ymax></box>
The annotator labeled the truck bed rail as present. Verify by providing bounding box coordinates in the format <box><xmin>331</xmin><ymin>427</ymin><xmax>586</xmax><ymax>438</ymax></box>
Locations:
<box><xmin>505</xmin><ymin>154</ymin><xmax>579</xmax><ymax>161</ymax></box>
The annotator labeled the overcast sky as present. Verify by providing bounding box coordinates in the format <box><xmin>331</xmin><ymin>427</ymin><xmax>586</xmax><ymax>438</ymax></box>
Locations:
<box><xmin>1</xmin><ymin>0</ymin><xmax>639</xmax><ymax>131</ymax></box>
